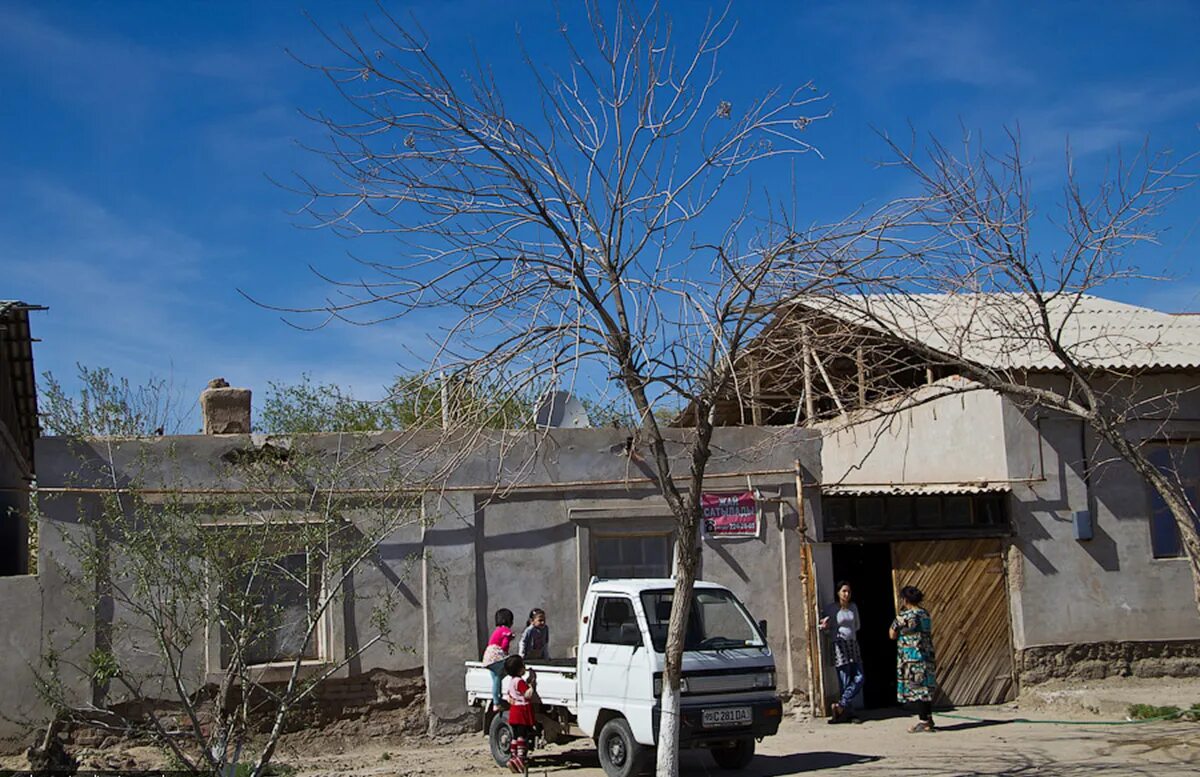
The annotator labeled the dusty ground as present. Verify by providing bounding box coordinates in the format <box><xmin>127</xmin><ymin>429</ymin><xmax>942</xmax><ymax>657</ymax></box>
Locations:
<box><xmin>282</xmin><ymin>707</ymin><xmax>1200</xmax><ymax>777</ymax></box>
<box><xmin>3</xmin><ymin>678</ymin><xmax>1197</xmax><ymax>775</ymax></box>
<box><xmin>282</xmin><ymin>676</ymin><xmax>1200</xmax><ymax>776</ymax></box>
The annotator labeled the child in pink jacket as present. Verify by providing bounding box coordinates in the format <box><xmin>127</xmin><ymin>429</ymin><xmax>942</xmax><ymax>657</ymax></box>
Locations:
<box><xmin>481</xmin><ymin>608</ymin><xmax>515</xmax><ymax>710</ymax></box>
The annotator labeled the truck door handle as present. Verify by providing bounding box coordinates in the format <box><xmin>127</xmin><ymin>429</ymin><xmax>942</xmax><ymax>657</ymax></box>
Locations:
<box><xmin>587</xmin><ymin>657</ymin><xmax>597</xmax><ymax>665</ymax></box>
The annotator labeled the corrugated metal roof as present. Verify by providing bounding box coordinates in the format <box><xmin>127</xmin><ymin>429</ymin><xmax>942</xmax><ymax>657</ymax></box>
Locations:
<box><xmin>822</xmin><ymin>482</ymin><xmax>1012</xmax><ymax>497</ymax></box>
<box><xmin>0</xmin><ymin>300</ymin><xmax>43</xmax><ymax>470</ymax></box>
<box><xmin>794</xmin><ymin>293</ymin><xmax>1200</xmax><ymax>371</ymax></box>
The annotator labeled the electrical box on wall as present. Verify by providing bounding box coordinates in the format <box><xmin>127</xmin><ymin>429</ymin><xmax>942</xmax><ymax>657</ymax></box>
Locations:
<box><xmin>1073</xmin><ymin>510</ymin><xmax>1094</xmax><ymax>541</ymax></box>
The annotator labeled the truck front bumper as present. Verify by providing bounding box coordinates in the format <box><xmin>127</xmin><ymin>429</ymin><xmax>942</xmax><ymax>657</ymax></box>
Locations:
<box><xmin>652</xmin><ymin>697</ymin><xmax>783</xmax><ymax>746</ymax></box>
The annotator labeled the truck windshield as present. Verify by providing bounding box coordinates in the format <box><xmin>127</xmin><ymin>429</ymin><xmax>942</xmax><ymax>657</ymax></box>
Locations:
<box><xmin>640</xmin><ymin>589</ymin><xmax>766</xmax><ymax>653</ymax></box>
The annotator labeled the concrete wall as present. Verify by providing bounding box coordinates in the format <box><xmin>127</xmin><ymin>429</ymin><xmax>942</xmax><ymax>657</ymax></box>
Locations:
<box><xmin>1002</xmin><ymin>375</ymin><xmax>1200</xmax><ymax>650</ymax></box>
<box><xmin>5</xmin><ymin>426</ymin><xmax>816</xmax><ymax>749</ymax></box>
<box><xmin>820</xmin><ymin>378</ymin><xmax>1011</xmax><ymax>493</ymax></box>
<box><xmin>0</xmin><ymin>511</ymin><xmax>94</xmax><ymax>749</ymax></box>
<box><xmin>0</xmin><ymin>416</ymin><xmax>40</xmax><ymax>746</ymax></box>
<box><xmin>818</xmin><ymin>372</ymin><xmax>1200</xmax><ymax>665</ymax></box>
<box><xmin>0</xmin><ymin>429</ymin><xmax>29</xmax><ymax>575</ymax></box>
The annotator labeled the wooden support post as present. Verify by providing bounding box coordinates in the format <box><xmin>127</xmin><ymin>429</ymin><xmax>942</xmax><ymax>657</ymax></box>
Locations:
<box><xmin>750</xmin><ymin>359</ymin><xmax>763</xmax><ymax>426</ymax></box>
<box><xmin>855</xmin><ymin>345</ymin><xmax>867</xmax><ymax>407</ymax></box>
<box><xmin>802</xmin><ymin>328</ymin><xmax>815</xmax><ymax>422</ymax></box>
<box><xmin>811</xmin><ymin>349</ymin><xmax>846</xmax><ymax>419</ymax></box>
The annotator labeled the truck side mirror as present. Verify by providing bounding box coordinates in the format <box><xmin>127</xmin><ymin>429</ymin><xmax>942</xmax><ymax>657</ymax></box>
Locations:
<box><xmin>619</xmin><ymin>623</ymin><xmax>643</xmax><ymax>649</ymax></box>
<box><xmin>758</xmin><ymin>619</ymin><xmax>768</xmax><ymax>638</ymax></box>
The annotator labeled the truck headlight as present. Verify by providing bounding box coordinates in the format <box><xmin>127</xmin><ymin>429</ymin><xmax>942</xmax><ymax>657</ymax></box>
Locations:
<box><xmin>654</xmin><ymin>677</ymin><xmax>688</xmax><ymax>696</ymax></box>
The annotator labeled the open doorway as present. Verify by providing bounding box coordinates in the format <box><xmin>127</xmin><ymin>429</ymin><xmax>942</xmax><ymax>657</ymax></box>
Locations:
<box><xmin>831</xmin><ymin>542</ymin><xmax>896</xmax><ymax>709</ymax></box>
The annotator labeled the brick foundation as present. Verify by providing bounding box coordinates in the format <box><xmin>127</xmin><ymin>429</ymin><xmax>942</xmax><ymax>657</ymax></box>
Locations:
<box><xmin>1018</xmin><ymin>639</ymin><xmax>1200</xmax><ymax>685</ymax></box>
<box><xmin>68</xmin><ymin>668</ymin><xmax>428</xmax><ymax>749</ymax></box>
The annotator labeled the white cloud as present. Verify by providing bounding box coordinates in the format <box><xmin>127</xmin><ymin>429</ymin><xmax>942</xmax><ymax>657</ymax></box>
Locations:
<box><xmin>881</xmin><ymin>11</ymin><xmax>1035</xmax><ymax>88</ymax></box>
<box><xmin>1</xmin><ymin>178</ymin><xmax>406</xmax><ymax>426</ymax></box>
<box><xmin>1015</xmin><ymin>84</ymin><xmax>1200</xmax><ymax>168</ymax></box>
<box><xmin>0</xmin><ymin>5</ymin><xmax>290</xmax><ymax>129</ymax></box>
<box><xmin>812</xmin><ymin>3</ymin><xmax>1033</xmax><ymax>89</ymax></box>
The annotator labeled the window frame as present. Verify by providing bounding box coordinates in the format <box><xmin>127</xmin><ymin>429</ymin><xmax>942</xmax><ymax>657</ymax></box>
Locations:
<box><xmin>218</xmin><ymin>549</ymin><xmax>327</xmax><ymax>668</ymax></box>
<box><xmin>201</xmin><ymin>516</ymin><xmax>345</xmax><ymax>684</ymax></box>
<box><xmin>821</xmin><ymin>492</ymin><xmax>1010</xmax><ymax>541</ymax></box>
<box><xmin>590</xmin><ymin>595</ymin><xmax>642</xmax><ymax>646</ymax></box>
<box><xmin>1144</xmin><ymin>443</ymin><xmax>1200</xmax><ymax>561</ymax></box>
<box><xmin>589</xmin><ymin>530</ymin><xmax>675</xmax><ymax>580</ymax></box>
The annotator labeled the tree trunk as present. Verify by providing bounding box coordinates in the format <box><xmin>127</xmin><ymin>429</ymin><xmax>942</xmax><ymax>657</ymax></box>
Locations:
<box><xmin>655</xmin><ymin>506</ymin><xmax>701</xmax><ymax>776</ymax></box>
<box><xmin>655</xmin><ymin>678</ymin><xmax>681</xmax><ymax>776</ymax></box>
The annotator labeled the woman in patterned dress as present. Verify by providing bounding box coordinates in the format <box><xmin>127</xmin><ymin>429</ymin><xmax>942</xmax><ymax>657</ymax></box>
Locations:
<box><xmin>889</xmin><ymin>585</ymin><xmax>937</xmax><ymax>732</ymax></box>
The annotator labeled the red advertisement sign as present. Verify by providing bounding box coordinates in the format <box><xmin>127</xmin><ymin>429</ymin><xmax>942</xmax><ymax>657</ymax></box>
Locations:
<box><xmin>701</xmin><ymin>491</ymin><xmax>759</xmax><ymax>539</ymax></box>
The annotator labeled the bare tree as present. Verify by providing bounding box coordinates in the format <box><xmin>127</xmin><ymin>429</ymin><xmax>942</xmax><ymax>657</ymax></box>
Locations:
<box><xmin>270</xmin><ymin>2</ymin><xmax>866</xmax><ymax>771</ymax></box>
<box><xmin>37</xmin><ymin>435</ymin><xmax>425</xmax><ymax>777</ymax></box>
<box><xmin>786</xmin><ymin>130</ymin><xmax>1200</xmax><ymax>608</ymax></box>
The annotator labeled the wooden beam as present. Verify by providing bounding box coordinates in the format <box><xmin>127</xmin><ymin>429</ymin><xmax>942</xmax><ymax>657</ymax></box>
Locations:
<box><xmin>855</xmin><ymin>345</ymin><xmax>867</xmax><ymax>407</ymax></box>
<box><xmin>750</xmin><ymin>358</ymin><xmax>763</xmax><ymax>426</ymax></box>
<box><xmin>811</xmin><ymin>349</ymin><xmax>846</xmax><ymax>418</ymax></box>
<box><xmin>802</xmin><ymin>327</ymin><xmax>815</xmax><ymax>422</ymax></box>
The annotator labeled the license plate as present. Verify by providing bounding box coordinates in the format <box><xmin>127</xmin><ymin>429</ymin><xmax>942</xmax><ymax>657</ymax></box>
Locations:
<box><xmin>701</xmin><ymin>707</ymin><xmax>752</xmax><ymax>728</ymax></box>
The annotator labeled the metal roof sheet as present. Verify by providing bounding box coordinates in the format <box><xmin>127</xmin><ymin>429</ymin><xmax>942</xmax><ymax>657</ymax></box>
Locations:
<box><xmin>794</xmin><ymin>293</ymin><xmax>1200</xmax><ymax>371</ymax></box>
<box><xmin>822</xmin><ymin>482</ymin><xmax>1012</xmax><ymax>497</ymax></box>
<box><xmin>0</xmin><ymin>300</ymin><xmax>43</xmax><ymax>469</ymax></box>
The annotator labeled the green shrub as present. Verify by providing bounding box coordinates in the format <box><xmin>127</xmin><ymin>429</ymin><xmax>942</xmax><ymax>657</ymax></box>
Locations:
<box><xmin>1126</xmin><ymin>703</ymin><xmax>1200</xmax><ymax>721</ymax></box>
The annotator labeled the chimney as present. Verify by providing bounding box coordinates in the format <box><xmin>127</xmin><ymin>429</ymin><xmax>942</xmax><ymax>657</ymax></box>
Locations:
<box><xmin>200</xmin><ymin>377</ymin><xmax>252</xmax><ymax>434</ymax></box>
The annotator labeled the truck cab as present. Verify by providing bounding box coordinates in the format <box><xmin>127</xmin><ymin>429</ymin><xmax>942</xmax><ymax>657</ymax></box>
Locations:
<box><xmin>579</xmin><ymin>579</ymin><xmax>782</xmax><ymax>773</ymax></box>
<box><xmin>466</xmin><ymin>578</ymin><xmax>782</xmax><ymax>776</ymax></box>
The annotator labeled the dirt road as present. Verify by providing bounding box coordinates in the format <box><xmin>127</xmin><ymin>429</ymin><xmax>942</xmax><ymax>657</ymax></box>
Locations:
<box><xmin>288</xmin><ymin>707</ymin><xmax>1200</xmax><ymax>777</ymax></box>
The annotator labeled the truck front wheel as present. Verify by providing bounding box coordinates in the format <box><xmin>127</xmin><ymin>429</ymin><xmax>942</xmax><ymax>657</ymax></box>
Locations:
<box><xmin>710</xmin><ymin>737</ymin><xmax>755</xmax><ymax>770</ymax></box>
<box><xmin>488</xmin><ymin>712</ymin><xmax>513</xmax><ymax>768</ymax></box>
<box><xmin>596</xmin><ymin>717</ymin><xmax>647</xmax><ymax>777</ymax></box>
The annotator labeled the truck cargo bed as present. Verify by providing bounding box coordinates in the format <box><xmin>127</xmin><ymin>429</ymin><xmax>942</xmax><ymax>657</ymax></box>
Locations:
<box><xmin>464</xmin><ymin>660</ymin><xmax>578</xmax><ymax>711</ymax></box>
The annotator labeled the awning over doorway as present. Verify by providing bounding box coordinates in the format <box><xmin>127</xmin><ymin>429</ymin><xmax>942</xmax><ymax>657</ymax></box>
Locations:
<box><xmin>821</xmin><ymin>482</ymin><xmax>1012</xmax><ymax>497</ymax></box>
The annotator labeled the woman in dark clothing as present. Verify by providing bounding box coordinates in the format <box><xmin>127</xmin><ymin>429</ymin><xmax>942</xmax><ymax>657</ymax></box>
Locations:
<box><xmin>820</xmin><ymin>581</ymin><xmax>864</xmax><ymax>723</ymax></box>
<box><xmin>890</xmin><ymin>585</ymin><xmax>937</xmax><ymax>732</ymax></box>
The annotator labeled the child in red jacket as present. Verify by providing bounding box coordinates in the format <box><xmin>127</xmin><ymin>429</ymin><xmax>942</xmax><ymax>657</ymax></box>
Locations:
<box><xmin>503</xmin><ymin>655</ymin><xmax>537</xmax><ymax>773</ymax></box>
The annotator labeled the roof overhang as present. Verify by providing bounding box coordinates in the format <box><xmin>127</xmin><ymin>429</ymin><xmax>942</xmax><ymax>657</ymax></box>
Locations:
<box><xmin>0</xmin><ymin>301</ymin><xmax>44</xmax><ymax>473</ymax></box>
<box><xmin>821</xmin><ymin>482</ymin><xmax>1012</xmax><ymax>497</ymax></box>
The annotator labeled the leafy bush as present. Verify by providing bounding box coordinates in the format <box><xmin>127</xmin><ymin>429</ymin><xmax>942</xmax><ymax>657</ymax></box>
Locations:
<box><xmin>1126</xmin><ymin>703</ymin><xmax>1200</xmax><ymax>721</ymax></box>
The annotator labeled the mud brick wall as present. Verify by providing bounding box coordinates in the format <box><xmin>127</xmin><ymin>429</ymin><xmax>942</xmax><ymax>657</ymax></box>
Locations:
<box><xmin>275</xmin><ymin>668</ymin><xmax>428</xmax><ymax>737</ymax></box>
<box><xmin>1018</xmin><ymin>640</ymin><xmax>1200</xmax><ymax>684</ymax></box>
<box><xmin>68</xmin><ymin>668</ymin><xmax>428</xmax><ymax>749</ymax></box>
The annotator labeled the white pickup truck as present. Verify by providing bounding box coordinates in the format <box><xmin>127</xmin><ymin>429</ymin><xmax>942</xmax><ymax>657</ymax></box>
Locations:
<box><xmin>465</xmin><ymin>578</ymin><xmax>783</xmax><ymax>777</ymax></box>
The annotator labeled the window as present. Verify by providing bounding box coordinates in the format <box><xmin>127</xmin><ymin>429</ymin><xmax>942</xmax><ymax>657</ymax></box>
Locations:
<box><xmin>825</xmin><ymin>499</ymin><xmax>854</xmax><ymax>531</ymax></box>
<box><xmin>1147</xmin><ymin>445</ymin><xmax>1200</xmax><ymax>560</ymax></box>
<box><xmin>593</xmin><ymin>533</ymin><xmax>672</xmax><ymax>578</ymax></box>
<box><xmin>856</xmin><ymin>498</ymin><xmax>886</xmax><ymax>530</ymax></box>
<box><xmin>975</xmin><ymin>495</ymin><xmax>1005</xmax><ymax>526</ymax></box>
<box><xmin>591</xmin><ymin>597</ymin><xmax>640</xmax><ymax>646</ymax></box>
<box><xmin>640</xmin><ymin>588</ymin><xmax>765</xmax><ymax>653</ymax></box>
<box><xmin>915</xmin><ymin>497</ymin><xmax>942</xmax><ymax>528</ymax></box>
<box><xmin>220</xmin><ymin>551</ymin><xmax>322</xmax><ymax>667</ymax></box>
<box><xmin>822</xmin><ymin>493</ymin><xmax>1009</xmax><ymax>539</ymax></box>
<box><xmin>885</xmin><ymin>497</ymin><xmax>914</xmax><ymax>529</ymax></box>
<box><xmin>944</xmin><ymin>496</ymin><xmax>972</xmax><ymax>527</ymax></box>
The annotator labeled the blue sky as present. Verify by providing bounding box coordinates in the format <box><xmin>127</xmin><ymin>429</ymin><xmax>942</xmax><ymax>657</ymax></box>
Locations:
<box><xmin>2</xmin><ymin>0</ymin><xmax>1198</xmax><ymax>426</ymax></box>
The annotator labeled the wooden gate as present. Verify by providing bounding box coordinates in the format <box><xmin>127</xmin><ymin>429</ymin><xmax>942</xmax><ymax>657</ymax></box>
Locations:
<box><xmin>891</xmin><ymin>538</ymin><xmax>1015</xmax><ymax>706</ymax></box>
